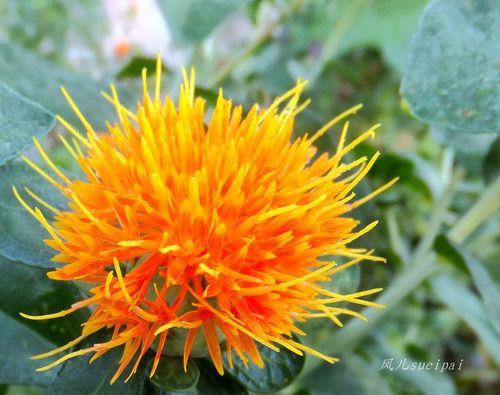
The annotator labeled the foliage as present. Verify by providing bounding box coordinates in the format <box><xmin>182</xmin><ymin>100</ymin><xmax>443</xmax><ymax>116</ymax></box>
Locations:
<box><xmin>0</xmin><ymin>83</ymin><xmax>54</xmax><ymax>166</ymax></box>
<box><xmin>401</xmin><ymin>0</ymin><xmax>500</xmax><ymax>134</ymax></box>
<box><xmin>222</xmin><ymin>339</ymin><xmax>305</xmax><ymax>392</ymax></box>
<box><xmin>0</xmin><ymin>0</ymin><xmax>498</xmax><ymax>394</ymax></box>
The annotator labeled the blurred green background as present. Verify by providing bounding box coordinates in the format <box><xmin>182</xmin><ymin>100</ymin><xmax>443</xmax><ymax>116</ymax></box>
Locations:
<box><xmin>0</xmin><ymin>0</ymin><xmax>498</xmax><ymax>394</ymax></box>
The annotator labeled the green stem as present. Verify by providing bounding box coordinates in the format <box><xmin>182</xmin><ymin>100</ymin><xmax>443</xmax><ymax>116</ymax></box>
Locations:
<box><xmin>448</xmin><ymin>175</ymin><xmax>500</xmax><ymax>243</ymax></box>
<box><xmin>305</xmin><ymin>0</ymin><xmax>364</xmax><ymax>85</ymax></box>
<box><xmin>303</xmin><ymin>171</ymin><xmax>500</xmax><ymax>378</ymax></box>
<box><xmin>385</xmin><ymin>208</ymin><xmax>410</xmax><ymax>263</ymax></box>
<box><xmin>302</xmin><ymin>171</ymin><xmax>461</xmax><ymax>377</ymax></box>
<box><xmin>210</xmin><ymin>0</ymin><xmax>308</xmax><ymax>87</ymax></box>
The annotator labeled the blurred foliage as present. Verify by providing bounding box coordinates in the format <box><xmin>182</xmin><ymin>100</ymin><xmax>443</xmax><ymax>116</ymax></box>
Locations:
<box><xmin>401</xmin><ymin>0</ymin><xmax>500</xmax><ymax>134</ymax></box>
<box><xmin>0</xmin><ymin>83</ymin><xmax>54</xmax><ymax>166</ymax></box>
<box><xmin>0</xmin><ymin>0</ymin><xmax>106</xmax><ymax>68</ymax></box>
<box><xmin>0</xmin><ymin>0</ymin><xmax>498</xmax><ymax>394</ymax></box>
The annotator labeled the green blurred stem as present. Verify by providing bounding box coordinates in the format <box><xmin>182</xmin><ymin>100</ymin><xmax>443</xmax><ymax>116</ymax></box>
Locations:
<box><xmin>302</xmin><ymin>172</ymin><xmax>463</xmax><ymax>377</ymax></box>
<box><xmin>386</xmin><ymin>208</ymin><xmax>410</xmax><ymax>263</ymax></box>
<box><xmin>303</xmin><ymin>171</ymin><xmax>500</xmax><ymax>377</ymax></box>
<box><xmin>448</xmin><ymin>175</ymin><xmax>500</xmax><ymax>243</ymax></box>
<box><xmin>305</xmin><ymin>0</ymin><xmax>364</xmax><ymax>85</ymax></box>
<box><xmin>210</xmin><ymin>0</ymin><xmax>308</xmax><ymax>87</ymax></box>
<box><xmin>334</xmin><ymin>173</ymin><xmax>460</xmax><ymax>348</ymax></box>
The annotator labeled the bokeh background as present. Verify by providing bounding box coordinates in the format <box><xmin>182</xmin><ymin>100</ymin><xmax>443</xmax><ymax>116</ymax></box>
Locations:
<box><xmin>0</xmin><ymin>0</ymin><xmax>498</xmax><ymax>394</ymax></box>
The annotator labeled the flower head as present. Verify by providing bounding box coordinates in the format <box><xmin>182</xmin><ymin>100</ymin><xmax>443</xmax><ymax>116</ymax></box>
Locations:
<box><xmin>16</xmin><ymin>56</ymin><xmax>396</xmax><ymax>383</ymax></box>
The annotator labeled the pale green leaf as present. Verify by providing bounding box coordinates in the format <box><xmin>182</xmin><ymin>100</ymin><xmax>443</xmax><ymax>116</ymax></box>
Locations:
<box><xmin>0</xmin><ymin>83</ymin><xmax>54</xmax><ymax>165</ymax></box>
<box><xmin>338</xmin><ymin>0</ymin><xmax>427</xmax><ymax>73</ymax></box>
<box><xmin>157</xmin><ymin>0</ymin><xmax>249</xmax><ymax>44</ymax></box>
<box><xmin>401</xmin><ymin>0</ymin><xmax>500</xmax><ymax>133</ymax></box>
<box><xmin>431</xmin><ymin>274</ymin><xmax>500</xmax><ymax>365</ymax></box>
<box><xmin>0</xmin><ymin>162</ymin><xmax>66</xmax><ymax>268</ymax></box>
<box><xmin>0</xmin><ymin>41</ymin><xmax>138</xmax><ymax>129</ymax></box>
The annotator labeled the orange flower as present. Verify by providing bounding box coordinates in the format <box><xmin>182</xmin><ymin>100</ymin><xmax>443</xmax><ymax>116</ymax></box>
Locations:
<box><xmin>15</xmin><ymin>56</ymin><xmax>396</xmax><ymax>383</ymax></box>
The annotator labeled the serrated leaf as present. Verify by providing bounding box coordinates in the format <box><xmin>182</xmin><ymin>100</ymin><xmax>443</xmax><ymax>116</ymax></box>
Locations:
<box><xmin>48</xmin><ymin>348</ymin><xmax>145</xmax><ymax>395</ymax></box>
<box><xmin>430</xmin><ymin>274</ymin><xmax>500</xmax><ymax>365</ymax></box>
<box><xmin>401</xmin><ymin>0</ymin><xmax>500</xmax><ymax>133</ymax></box>
<box><xmin>0</xmin><ymin>41</ymin><xmax>138</xmax><ymax>129</ymax></box>
<box><xmin>149</xmin><ymin>356</ymin><xmax>199</xmax><ymax>392</ymax></box>
<box><xmin>0</xmin><ymin>162</ymin><xmax>66</xmax><ymax>268</ymax></box>
<box><xmin>0</xmin><ymin>256</ymin><xmax>86</xmax><ymax>345</ymax></box>
<box><xmin>222</xmin><ymin>338</ymin><xmax>305</xmax><ymax>393</ymax></box>
<box><xmin>0</xmin><ymin>83</ymin><xmax>54</xmax><ymax>166</ymax></box>
<box><xmin>157</xmin><ymin>0</ymin><xmax>249</xmax><ymax>44</ymax></box>
<box><xmin>0</xmin><ymin>311</ymin><xmax>57</xmax><ymax>386</ymax></box>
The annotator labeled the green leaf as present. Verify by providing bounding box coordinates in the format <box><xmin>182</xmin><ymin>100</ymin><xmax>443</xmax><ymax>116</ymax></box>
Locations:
<box><xmin>48</xmin><ymin>348</ymin><xmax>145</xmax><ymax>395</ymax></box>
<box><xmin>196</xmin><ymin>360</ymin><xmax>247</xmax><ymax>395</ymax></box>
<box><xmin>157</xmin><ymin>0</ymin><xmax>249</xmax><ymax>44</ymax></box>
<box><xmin>434</xmin><ymin>236</ymin><xmax>500</xmax><ymax>335</ymax></box>
<box><xmin>318</xmin><ymin>257</ymin><xmax>361</xmax><ymax>296</ymax></box>
<box><xmin>2</xmin><ymin>0</ymin><xmax>106</xmax><ymax>65</ymax></box>
<box><xmin>0</xmin><ymin>311</ymin><xmax>57</xmax><ymax>386</ymax></box>
<box><xmin>0</xmin><ymin>205</ymin><xmax>57</xmax><ymax>269</ymax></box>
<box><xmin>149</xmin><ymin>356</ymin><xmax>199</xmax><ymax>392</ymax></box>
<box><xmin>0</xmin><ymin>162</ymin><xmax>66</xmax><ymax>268</ymax></box>
<box><xmin>1</xmin><ymin>386</ymin><xmax>44</xmax><ymax>395</ymax></box>
<box><xmin>0</xmin><ymin>256</ymin><xmax>87</xmax><ymax>345</ymax></box>
<box><xmin>117</xmin><ymin>56</ymin><xmax>167</xmax><ymax>79</ymax></box>
<box><xmin>0</xmin><ymin>41</ymin><xmax>138</xmax><ymax>129</ymax></box>
<box><xmin>401</xmin><ymin>0</ymin><xmax>500</xmax><ymax>133</ymax></box>
<box><xmin>298</xmin><ymin>356</ymin><xmax>391</xmax><ymax>395</ymax></box>
<box><xmin>338</xmin><ymin>0</ymin><xmax>427</xmax><ymax>73</ymax></box>
<box><xmin>222</xmin><ymin>338</ymin><xmax>305</xmax><ymax>392</ymax></box>
<box><xmin>0</xmin><ymin>162</ymin><xmax>66</xmax><ymax>211</ymax></box>
<box><xmin>373</xmin><ymin>338</ymin><xmax>456</xmax><ymax>395</ymax></box>
<box><xmin>299</xmin><ymin>259</ymin><xmax>361</xmax><ymax>337</ymax></box>
<box><xmin>431</xmin><ymin>127</ymin><xmax>497</xmax><ymax>174</ymax></box>
<box><xmin>0</xmin><ymin>83</ymin><xmax>54</xmax><ymax>166</ymax></box>
<box><xmin>295</xmin><ymin>0</ymin><xmax>427</xmax><ymax>84</ymax></box>
<box><xmin>463</xmin><ymin>255</ymin><xmax>500</xmax><ymax>336</ymax></box>
<box><xmin>483</xmin><ymin>135</ymin><xmax>500</xmax><ymax>183</ymax></box>
<box><xmin>355</xmin><ymin>146</ymin><xmax>436</xmax><ymax>200</ymax></box>
<box><xmin>433</xmin><ymin>235</ymin><xmax>469</xmax><ymax>274</ymax></box>
<box><xmin>430</xmin><ymin>274</ymin><xmax>500</xmax><ymax>365</ymax></box>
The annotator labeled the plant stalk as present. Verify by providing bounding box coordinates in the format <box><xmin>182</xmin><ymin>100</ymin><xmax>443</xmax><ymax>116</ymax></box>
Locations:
<box><xmin>302</xmin><ymin>171</ymin><xmax>463</xmax><ymax>377</ymax></box>
<box><xmin>448</xmin><ymin>175</ymin><xmax>500</xmax><ymax>243</ymax></box>
<box><xmin>210</xmin><ymin>0</ymin><xmax>308</xmax><ymax>87</ymax></box>
<box><xmin>303</xmin><ymin>171</ymin><xmax>500</xmax><ymax>378</ymax></box>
